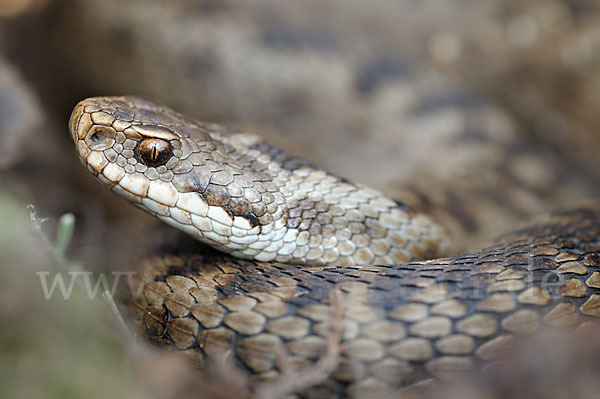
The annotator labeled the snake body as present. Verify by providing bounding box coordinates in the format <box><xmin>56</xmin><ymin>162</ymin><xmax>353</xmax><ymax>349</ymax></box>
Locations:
<box><xmin>70</xmin><ymin>96</ymin><xmax>600</xmax><ymax>396</ymax></box>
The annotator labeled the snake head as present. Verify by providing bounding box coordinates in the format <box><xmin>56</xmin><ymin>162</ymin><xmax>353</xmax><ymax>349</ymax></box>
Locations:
<box><xmin>70</xmin><ymin>96</ymin><xmax>185</xmax><ymax>174</ymax></box>
<box><xmin>69</xmin><ymin>95</ymin><xmax>230</xmax><ymax>219</ymax></box>
<box><xmin>68</xmin><ymin>95</ymin><xmax>285</xmax><ymax>259</ymax></box>
<box><xmin>69</xmin><ymin>95</ymin><xmax>218</xmax><ymax>191</ymax></box>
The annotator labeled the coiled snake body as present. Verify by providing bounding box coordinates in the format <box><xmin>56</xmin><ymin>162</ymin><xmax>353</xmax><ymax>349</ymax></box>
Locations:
<box><xmin>70</xmin><ymin>96</ymin><xmax>600</xmax><ymax>396</ymax></box>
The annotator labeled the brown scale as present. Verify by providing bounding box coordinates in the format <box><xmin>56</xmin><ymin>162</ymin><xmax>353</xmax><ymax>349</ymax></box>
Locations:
<box><xmin>129</xmin><ymin>206</ymin><xmax>600</xmax><ymax>397</ymax></box>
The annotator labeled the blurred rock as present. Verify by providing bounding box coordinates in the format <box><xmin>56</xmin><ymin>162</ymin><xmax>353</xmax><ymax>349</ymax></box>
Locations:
<box><xmin>0</xmin><ymin>57</ymin><xmax>42</xmax><ymax>170</ymax></box>
<box><xmin>0</xmin><ymin>0</ymin><xmax>50</xmax><ymax>17</ymax></box>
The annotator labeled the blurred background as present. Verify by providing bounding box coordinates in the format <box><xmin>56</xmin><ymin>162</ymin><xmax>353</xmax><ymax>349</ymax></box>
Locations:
<box><xmin>0</xmin><ymin>0</ymin><xmax>599</xmax><ymax>397</ymax></box>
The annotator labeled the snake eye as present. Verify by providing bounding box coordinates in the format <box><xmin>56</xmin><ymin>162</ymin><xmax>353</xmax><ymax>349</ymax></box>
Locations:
<box><xmin>135</xmin><ymin>138</ymin><xmax>173</xmax><ymax>167</ymax></box>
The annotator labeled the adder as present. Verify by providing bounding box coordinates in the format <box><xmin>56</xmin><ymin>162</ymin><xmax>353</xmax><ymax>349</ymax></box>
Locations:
<box><xmin>70</xmin><ymin>95</ymin><xmax>600</xmax><ymax>397</ymax></box>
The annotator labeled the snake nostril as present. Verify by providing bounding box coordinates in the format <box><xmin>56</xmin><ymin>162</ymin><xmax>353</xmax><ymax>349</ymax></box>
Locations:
<box><xmin>85</xmin><ymin>126</ymin><xmax>116</xmax><ymax>150</ymax></box>
<box><xmin>90</xmin><ymin>131</ymin><xmax>104</xmax><ymax>143</ymax></box>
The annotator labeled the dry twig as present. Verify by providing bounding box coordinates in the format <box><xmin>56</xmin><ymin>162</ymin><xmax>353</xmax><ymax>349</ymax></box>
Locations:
<box><xmin>255</xmin><ymin>289</ymin><xmax>345</xmax><ymax>399</ymax></box>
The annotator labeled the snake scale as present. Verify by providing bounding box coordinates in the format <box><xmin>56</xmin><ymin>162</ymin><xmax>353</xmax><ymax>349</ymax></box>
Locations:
<box><xmin>70</xmin><ymin>96</ymin><xmax>600</xmax><ymax>397</ymax></box>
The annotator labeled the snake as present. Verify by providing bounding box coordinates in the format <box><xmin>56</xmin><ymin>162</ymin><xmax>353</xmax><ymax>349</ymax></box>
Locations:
<box><xmin>70</xmin><ymin>96</ymin><xmax>600</xmax><ymax>397</ymax></box>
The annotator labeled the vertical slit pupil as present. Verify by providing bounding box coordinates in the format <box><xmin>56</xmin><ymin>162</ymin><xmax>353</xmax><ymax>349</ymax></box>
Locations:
<box><xmin>135</xmin><ymin>138</ymin><xmax>173</xmax><ymax>167</ymax></box>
